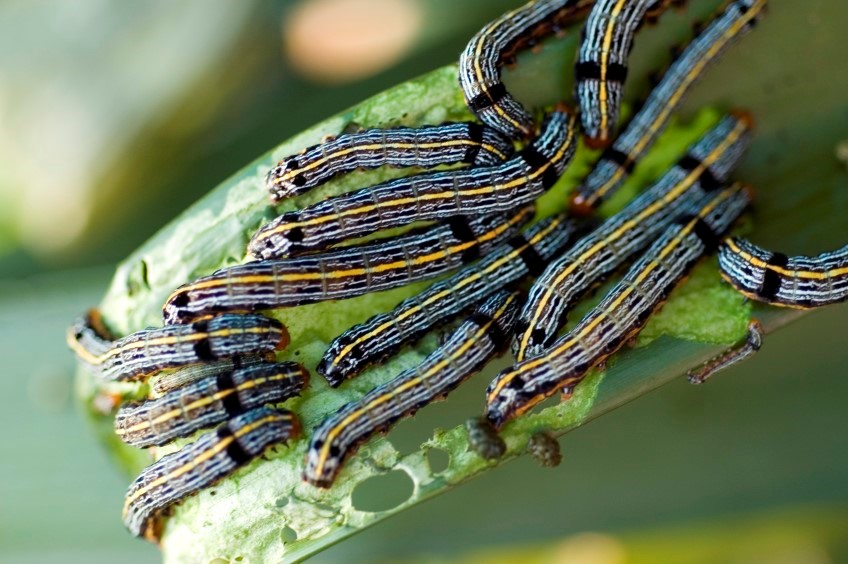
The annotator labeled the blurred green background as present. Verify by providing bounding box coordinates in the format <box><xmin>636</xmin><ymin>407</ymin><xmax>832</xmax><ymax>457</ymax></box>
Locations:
<box><xmin>1</xmin><ymin>0</ymin><xmax>846</xmax><ymax>562</ymax></box>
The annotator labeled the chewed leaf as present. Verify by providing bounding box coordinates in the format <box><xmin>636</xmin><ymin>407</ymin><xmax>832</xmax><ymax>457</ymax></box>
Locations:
<box><xmin>78</xmin><ymin>48</ymin><xmax>751</xmax><ymax>564</ymax></box>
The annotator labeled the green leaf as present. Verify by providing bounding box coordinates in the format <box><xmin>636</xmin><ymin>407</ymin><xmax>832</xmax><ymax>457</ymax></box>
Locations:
<box><xmin>73</xmin><ymin>1</ymin><xmax>848</xmax><ymax>560</ymax></box>
<box><xmin>77</xmin><ymin>68</ymin><xmax>741</xmax><ymax>561</ymax></box>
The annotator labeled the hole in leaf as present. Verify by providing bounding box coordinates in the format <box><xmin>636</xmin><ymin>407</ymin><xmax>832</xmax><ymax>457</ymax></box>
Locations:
<box><xmin>342</xmin><ymin>121</ymin><xmax>363</xmax><ymax>134</ymax></box>
<box><xmin>127</xmin><ymin>259</ymin><xmax>150</xmax><ymax>296</ymax></box>
<box><xmin>532</xmin><ymin>393</ymin><xmax>563</xmax><ymax>416</ymax></box>
<box><xmin>383</xmin><ymin>355</ymin><xmax>509</xmax><ymax>457</ymax></box>
<box><xmin>139</xmin><ymin>259</ymin><xmax>149</xmax><ymax>286</ymax></box>
<box><xmin>313</xmin><ymin>501</ymin><xmax>335</xmax><ymax>514</ymax></box>
<box><xmin>281</xmin><ymin>525</ymin><xmax>298</xmax><ymax>543</ymax></box>
<box><xmin>427</xmin><ymin>447</ymin><xmax>450</xmax><ymax>474</ymax></box>
<box><xmin>275</xmin><ymin>496</ymin><xmax>289</xmax><ymax>508</ymax></box>
<box><xmin>262</xmin><ymin>205</ymin><xmax>279</xmax><ymax>221</ymax></box>
<box><xmin>351</xmin><ymin>470</ymin><xmax>414</xmax><ymax>513</ymax></box>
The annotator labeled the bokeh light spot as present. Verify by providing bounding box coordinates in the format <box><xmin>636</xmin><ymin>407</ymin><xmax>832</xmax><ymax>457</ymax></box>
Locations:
<box><xmin>284</xmin><ymin>0</ymin><xmax>424</xmax><ymax>84</ymax></box>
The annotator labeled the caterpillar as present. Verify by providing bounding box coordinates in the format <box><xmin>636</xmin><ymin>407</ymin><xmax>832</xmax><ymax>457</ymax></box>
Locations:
<box><xmin>487</xmin><ymin>183</ymin><xmax>751</xmax><ymax>428</ymax></box>
<box><xmin>248</xmin><ymin>106</ymin><xmax>577</xmax><ymax>259</ymax></box>
<box><xmin>687</xmin><ymin>319</ymin><xmax>764</xmax><ymax>384</ymax></box>
<box><xmin>718</xmin><ymin>239</ymin><xmax>848</xmax><ymax>308</ymax></box>
<box><xmin>115</xmin><ymin>362</ymin><xmax>307</xmax><ymax>448</ymax></box>
<box><xmin>164</xmin><ymin>207</ymin><xmax>533</xmax><ymax>323</ymax></box>
<box><xmin>514</xmin><ymin>111</ymin><xmax>751</xmax><ymax>360</ymax></box>
<box><xmin>576</xmin><ymin>0</ymin><xmax>676</xmax><ymax>147</ymax></box>
<box><xmin>150</xmin><ymin>353</ymin><xmax>276</xmax><ymax>395</ymax></box>
<box><xmin>459</xmin><ymin>0</ymin><xmax>595</xmax><ymax>139</ymax></box>
<box><xmin>570</xmin><ymin>0</ymin><xmax>768</xmax><ymax>214</ymax></box>
<box><xmin>318</xmin><ymin>213</ymin><xmax>581</xmax><ymax>386</ymax></box>
<box><xmin>304</xmin><ymin>291</ymin><xmax>519</xmax><ymax>487</ymax></box>
<box><xmin>265</xmin><ymin>122</ymin><xmax>515</xmax><ymax>202</ymax></box>
<box><xmin>122</xmin><ymin>407</ymin><xmax>298</xmax><ymax>541</ymax></box>
<box><xmin>68</xmin><ymin>312</ymin><xmax>288</xmax><ymax>382</ymax></box>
